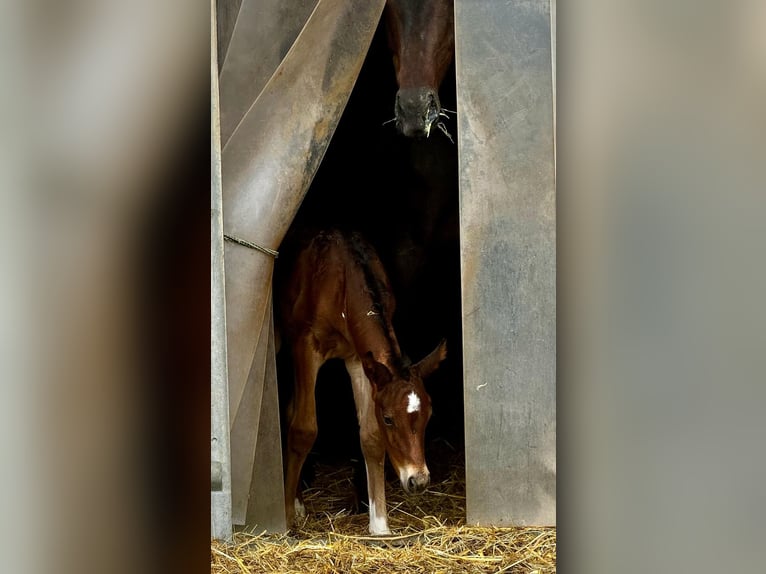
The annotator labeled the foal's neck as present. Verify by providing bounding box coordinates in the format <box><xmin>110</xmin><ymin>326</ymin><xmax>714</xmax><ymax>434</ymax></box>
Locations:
<box><xmin>347</xmin><ymin>295</ymin><xmax>403</xmax><ymax>372</ymax></box>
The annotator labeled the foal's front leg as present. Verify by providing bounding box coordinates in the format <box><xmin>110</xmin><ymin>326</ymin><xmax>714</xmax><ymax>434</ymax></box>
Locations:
<box><xmin>284</xmin><ymin>337</ymin><xmax>322</xmax><ymax>527</ymax></box>
<box><xmin>345</xmin><ymin>358</ymin><xmax>391</xmax><ymax>536</ymax></box>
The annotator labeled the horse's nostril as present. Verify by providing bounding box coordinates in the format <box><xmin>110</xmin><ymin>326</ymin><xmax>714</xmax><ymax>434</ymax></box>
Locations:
<box><xmin>406</xmin><ymin>475</ymin><xmax>429</xmax><ymax>493</ymax></box>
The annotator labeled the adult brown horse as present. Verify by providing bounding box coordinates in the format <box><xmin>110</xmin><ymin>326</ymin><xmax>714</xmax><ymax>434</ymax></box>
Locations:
<box><xmin>385</xmin><ymin>0</ymin><xmax>455</xmax><ymax>138</ymax></box>
<box><xmin>278</xmin><ymin>229</ymin><xmax>447</xmax><ymax>535</ymax></box>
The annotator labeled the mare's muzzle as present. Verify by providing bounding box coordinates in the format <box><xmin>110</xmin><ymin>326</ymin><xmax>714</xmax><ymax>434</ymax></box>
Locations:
<box><xmin>395</xmin><ymin>88</ymin><xmax>441</xmax><ymax>138</ymax></box>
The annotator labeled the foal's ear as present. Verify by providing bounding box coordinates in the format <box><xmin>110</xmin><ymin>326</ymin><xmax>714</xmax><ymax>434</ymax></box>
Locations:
<box><xmin>362</xmin><ymin>352</ymin><xmax>393</xmax><ymax>388</ymax></box>
<box><xmin>413</xmin><ymin>339</ymin><xmax>448</xmax><ymax>379</ymax></box>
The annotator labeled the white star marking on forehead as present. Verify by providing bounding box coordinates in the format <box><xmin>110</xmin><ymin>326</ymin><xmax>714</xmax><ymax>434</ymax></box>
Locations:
<box><xmin>406</xmin><ymin>391</ymin><xmax>421</xmax><ymax>414</ymax></box>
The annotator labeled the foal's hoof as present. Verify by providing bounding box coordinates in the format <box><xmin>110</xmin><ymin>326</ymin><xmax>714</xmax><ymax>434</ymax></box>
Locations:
<box><xmin>294</xmin><ymin>498</ymin><xmax>306</xmax><ymax>519</ymax></box>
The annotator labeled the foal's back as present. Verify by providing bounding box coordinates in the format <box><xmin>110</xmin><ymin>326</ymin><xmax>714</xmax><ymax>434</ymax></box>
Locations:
<box><xmin>279</xmin><ymin>229</ymin><xmax>395</xmax><ymax>359</ymax></box>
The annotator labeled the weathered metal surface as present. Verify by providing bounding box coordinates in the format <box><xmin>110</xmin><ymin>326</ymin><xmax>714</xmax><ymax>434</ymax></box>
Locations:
<box><xmin>211</xmin><ymin>462</ymin><xmax>223</xmax><ymax>491</ymax></box>
<box><xmin>215</xmin><ymin>0</ymin><xmax>243</xmax><ymax>70</ymax></box>
<box><xmin>218</xmin><ymin>0</ymin><xmax>319</xmax><ymax>146</ymax></box>
<box><xmin>211</xmin><ymin>0</ymin><xmax>233</xmax><ymax>542</ymax></box>
<box><xmin>246</xmin><ymin>314</ymin><xmax>285</xmax><ymax>530</ymax></box>
<box><xmin>551</xmin><ymin>0</ymin><xmax>556</xmax><ymax>173</ymax></box>
<box><xmin>455</xmin><ymin>0</ymin><xmax>556</xmax><ymax>525</ymax></box>
<box><xmin>222</xmin><ymin>0</ymin><xmax>386</xmax><ymax>530</ymax></box>
<box><xmin>229</xmin><ymin>301</ymin><xmax>271</xmax><ymax>524</ymax></box>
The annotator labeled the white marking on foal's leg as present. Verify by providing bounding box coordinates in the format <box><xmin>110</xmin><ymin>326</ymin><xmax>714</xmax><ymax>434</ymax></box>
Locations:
<box><xmin>368</xmin><ymin>498</ymin><xmax>391</xmax><ymax>536</ymax></box>
<box><xmin>406</xmin><ymin>391</ymin><xmax>420</xmax><ymax>413</ymax></box>
<box><xmin>294</xmin><ymin>498</ymin><xmax>306</xmax><ymax>518</ymax></box>
<box><xmin>347</xmin><ymin>357</ymin><xmax>391</xmax><ymax>536</ymax></box>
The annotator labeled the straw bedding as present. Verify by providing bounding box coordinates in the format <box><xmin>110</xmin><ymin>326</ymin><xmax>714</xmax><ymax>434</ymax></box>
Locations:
<box><xmin>211</xmin><ymin>447</ymin><xmax>556</xmax><ymax>573</ymax></box>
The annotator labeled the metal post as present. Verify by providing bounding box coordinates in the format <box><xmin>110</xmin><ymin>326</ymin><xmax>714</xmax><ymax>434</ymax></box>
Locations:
<box><xmin>211</xmin><ymin>0</ymin><xmax>233</xmax><ymax>541</ymax></box>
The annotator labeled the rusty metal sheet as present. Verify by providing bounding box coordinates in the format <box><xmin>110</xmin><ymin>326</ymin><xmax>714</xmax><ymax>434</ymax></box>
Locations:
<box><xmin>222</xmin><ymin>0</ymin><xmax>386</xmax><ymax>530</ymax></box>
<box><xmin>217</xmin><ymin>0</ymin><xmax>319</xmax><ymax>146</ymax></box>
<box><xmin>455</xmin><ymin>0</ymin><xmax>556</xmax><ymax>525</ymax></box>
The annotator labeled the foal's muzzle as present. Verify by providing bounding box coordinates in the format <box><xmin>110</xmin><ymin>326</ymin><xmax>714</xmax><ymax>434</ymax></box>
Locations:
<box><xmin>395</xmin><ymin>88</ymin><xmax>441</xmax><ymax>138</ymax></box>
<box><xmin>402</xmin><ymin>469</ymin><xmax>430</xmax><ymax>495</ymax></box>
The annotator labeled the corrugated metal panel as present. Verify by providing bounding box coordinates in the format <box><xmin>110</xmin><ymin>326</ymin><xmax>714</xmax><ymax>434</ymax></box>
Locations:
<box><xmin>455</xmin><ymin>0</ymin><xmax>556</xmax><ymax>526</ymax></box>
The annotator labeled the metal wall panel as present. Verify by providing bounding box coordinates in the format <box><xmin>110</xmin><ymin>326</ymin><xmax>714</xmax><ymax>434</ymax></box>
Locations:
<box><xmin>455</xmin><ymin>0</ymin><xmax>556</xmax><ymax>525</ymax></box>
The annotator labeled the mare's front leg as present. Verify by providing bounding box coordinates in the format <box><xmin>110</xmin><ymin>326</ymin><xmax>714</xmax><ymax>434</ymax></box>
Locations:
<box><xmin>345</xmin><ymin>357</ymin><xmax>391</xmax><ymax>536</ymax></box>
<box><xmin>284</xmin><ymin>335</ymin><xmax>322</xmax><ymax>528</ymax></box>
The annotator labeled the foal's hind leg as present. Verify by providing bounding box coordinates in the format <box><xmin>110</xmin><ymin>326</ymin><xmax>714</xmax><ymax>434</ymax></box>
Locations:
<box><xmin>284</xmin><ymin>335</ymin><xmax>322</xmax><ymax>527</ymax></box>
<box><xmin>345</xmin><ymin>357</ymin><xmax>391</xmax><ymax>536</ymax></box>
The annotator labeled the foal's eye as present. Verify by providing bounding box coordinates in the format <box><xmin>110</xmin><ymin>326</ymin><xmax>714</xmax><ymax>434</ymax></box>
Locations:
<box><xmin>383</xmin><ymin>415</ymin><xmax>394</xmax><ymax>427</ymax></box>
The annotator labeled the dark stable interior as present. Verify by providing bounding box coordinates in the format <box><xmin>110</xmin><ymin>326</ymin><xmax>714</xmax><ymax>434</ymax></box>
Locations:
<box><xmin>275</xmin><ymin>18</ymin><xmax>463</xmax><ymax>500</ymax></box>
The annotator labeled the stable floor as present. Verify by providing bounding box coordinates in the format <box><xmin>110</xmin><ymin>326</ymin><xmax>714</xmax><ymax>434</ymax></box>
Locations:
<box><xmin>211</xmin><ymin>449</ymin><xmax>556</xmax><ymax>574</ymax></box>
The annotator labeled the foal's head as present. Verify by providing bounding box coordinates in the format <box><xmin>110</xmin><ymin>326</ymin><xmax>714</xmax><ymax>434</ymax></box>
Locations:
<box><xmin>362</xmin><ymin>340</ymin><xmax>447</xmax><ymax>494</ymax></box>
<box><xmin>384</xmin><ymin>0</ymin><xmax>455</xmax><ymax>138</ymax></box>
